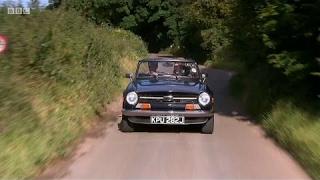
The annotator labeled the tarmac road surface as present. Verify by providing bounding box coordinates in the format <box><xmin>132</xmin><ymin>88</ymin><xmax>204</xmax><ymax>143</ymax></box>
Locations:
<box><xmin>40</xmin><ymin>68</ymin><xmax>309</xmax><ymax>179</ymax></box>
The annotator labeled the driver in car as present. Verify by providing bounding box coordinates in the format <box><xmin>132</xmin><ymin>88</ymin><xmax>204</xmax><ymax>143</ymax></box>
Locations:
<box><xmin>148</xmin><ymin>61</ymin><xmax>158</xmax><ymax>76</ymax></box>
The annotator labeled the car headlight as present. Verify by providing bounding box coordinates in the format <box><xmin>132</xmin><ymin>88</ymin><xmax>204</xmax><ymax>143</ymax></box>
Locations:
<box><xmin>126</xmin><ymin>91</ymin><xmax>138</xmax><ymax>105</ymax></box>
<box><xmin>198</xmin><ymin>92</ymin><xmax>210</xmax><ymax>106</ymax></box>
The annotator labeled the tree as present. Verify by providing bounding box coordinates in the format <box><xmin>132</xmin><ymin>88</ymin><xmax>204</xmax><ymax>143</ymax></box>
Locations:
<box><xmin>65</xmin><ymin>0</ymin><xmax>185</xmax><ymax>52</ymax></box>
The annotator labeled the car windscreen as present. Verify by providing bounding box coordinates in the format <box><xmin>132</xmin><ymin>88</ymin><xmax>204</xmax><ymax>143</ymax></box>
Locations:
<box><xmin>136</xmin><ymin>61</ymin><xmax>200</xmax><ymax>79</ymax></box>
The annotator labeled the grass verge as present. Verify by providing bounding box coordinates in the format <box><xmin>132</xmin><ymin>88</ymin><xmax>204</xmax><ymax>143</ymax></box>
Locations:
<box><xmin>262</xmin><ymin>101</ymin><xmax>320</xmax><ymax>179</ymax></box>
<box><xmin>230</xmin><ymin>70</ymin><xmax>320</xmax><ymax>179</ymax></box>
<box><xmin>0</xmin><ymin>8</ymin><xmax>147</xmax><ymax>178</ymax></box>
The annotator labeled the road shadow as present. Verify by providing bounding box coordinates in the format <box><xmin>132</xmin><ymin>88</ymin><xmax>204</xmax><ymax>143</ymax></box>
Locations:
<box><xmin>202</xmin><ymin>68</ymin><xmax>251</xmax><ymax>122</ymax></box>
<box><xmin>131</xmin><ymin>124</ymin><xmax>203</xmax><ymax>133</ymax></box>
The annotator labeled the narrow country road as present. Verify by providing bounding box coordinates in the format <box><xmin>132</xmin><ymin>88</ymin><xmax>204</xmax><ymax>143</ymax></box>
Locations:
<box><xmin>41</xmin><ymin>68</ymin><xmax>309</xmax><ymax>179</ymax></box>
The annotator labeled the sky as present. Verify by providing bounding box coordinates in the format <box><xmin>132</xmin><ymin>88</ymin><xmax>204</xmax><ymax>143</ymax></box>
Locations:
<box><xmin>0</xmin><ymin>0</ymin><xmax>49</xmax><ymax>7</ymax></box>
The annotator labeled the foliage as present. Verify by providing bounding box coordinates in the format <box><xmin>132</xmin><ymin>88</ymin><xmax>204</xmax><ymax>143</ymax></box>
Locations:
<box><xmin>223</xmin><ymin>0</ymin><xmax>320</xmax><ymax>178</ymax></box>
<box><xmin>64</xmin><ymin>0</ymin><xmax>236</xmax><ymax>62</ymax></box>
<box><xmin>0</xmin><ymin>8</ymin><xmax>146</xmax><ymax>178</ymax></box>
<box><xmin>257</xmin><ymin>0</ymin><xmax>320</xmax><ymax>80</ymax></box>
<box><xmin>230</xmin><ymin>0</ymin><xmax>320</xmax><ymax>89</ymax></box>
<box><xmin>65</xmin><ymin>0</ymin><xmax>185</xmax><ymax>52</ymax></box>
<box><xmin>1</xmin><ymin>0</ymin><xmax>319</xmax><ymax>178</ymax></box>
<box><xmin>185</xmin><ymin>0</ymin><xmax>233</xmax><ymax>59</ymax></box>
<box><xmin>230</xmin><ymin>65</ymin><xmax>320</xmax><ymax>179</ymax></box>
<box><xmin>263</xmin><ymin>101</ymin><xmax>320</xmax><ymax>179</ymax></box>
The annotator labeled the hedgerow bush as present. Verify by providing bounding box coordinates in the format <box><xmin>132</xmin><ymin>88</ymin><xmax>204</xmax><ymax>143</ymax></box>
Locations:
<box><xmin>0</xmin><ymin>8</ymin><xmax>147</xmax><ymax>178</ymax></box>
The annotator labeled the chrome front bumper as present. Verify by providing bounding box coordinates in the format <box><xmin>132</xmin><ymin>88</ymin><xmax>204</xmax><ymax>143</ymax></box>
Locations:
<box><xmin>122</xmin><ymin>109</ymin><xmax>214</xmax><ymax>118</ymax></box>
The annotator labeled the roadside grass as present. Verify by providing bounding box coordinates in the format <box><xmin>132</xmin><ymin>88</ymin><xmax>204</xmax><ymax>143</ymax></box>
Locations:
<box><xmin>204</xmin><ymin>44</ymin><xmax>320</xmax><ymax>179</ymax></box>
<box><xmin>0</xmin><ymin>8</ymin><xmax>147</xmax><ymax>178</ymax></box>
<box><xmin>0</xmin><ymin>78</ymin><xmax>91</xmax><ymax>177</ymax></box>
<box><xmin>262</xmin><ymin>101</ymin><xmax>320</xmax><ymax>179</ymax></box>
<box><xmin>229</xmin><ymin>68</ymin><xmax>320</xmax><ymax>179</ymax></box>
<box><xmin>161</xmin><ymin>42</ymin><xmax>320</xmax><ymax>178</ymax></box>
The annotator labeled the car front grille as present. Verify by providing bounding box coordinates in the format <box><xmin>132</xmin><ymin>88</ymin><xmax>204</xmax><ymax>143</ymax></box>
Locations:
<box><xmin>138</xmin><ymin>92</ymin><xmax>198</xmax><ymax>104</ymax></box>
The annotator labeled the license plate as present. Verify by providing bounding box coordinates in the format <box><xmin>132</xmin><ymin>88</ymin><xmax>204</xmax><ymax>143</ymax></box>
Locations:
<box><xmin>150</xmin><ymin>115</ymin><xmax>185</xmax><ymax>124</ymax></box>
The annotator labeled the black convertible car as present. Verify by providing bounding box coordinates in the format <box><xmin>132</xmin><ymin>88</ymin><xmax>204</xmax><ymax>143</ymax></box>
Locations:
<box><xmin>120</xmin><ymin>57</ymin><xmax>214</xmax><ymax>134</ymax></box>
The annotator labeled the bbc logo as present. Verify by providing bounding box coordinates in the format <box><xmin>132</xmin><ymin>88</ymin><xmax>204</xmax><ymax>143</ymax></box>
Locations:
<box><xmin>7</xmin><ymin>8</ymin><xmax>30</xmax><ymax>15</ymax></box>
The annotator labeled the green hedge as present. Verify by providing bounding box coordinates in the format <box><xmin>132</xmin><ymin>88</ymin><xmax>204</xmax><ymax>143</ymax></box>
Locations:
<box><xmin>0</xmin><ymin>9</ymin><xmax>147</xmax><ymax>178</ymax></box>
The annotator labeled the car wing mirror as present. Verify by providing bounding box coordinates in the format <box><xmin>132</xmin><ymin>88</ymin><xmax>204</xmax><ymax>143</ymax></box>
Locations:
<box><xmin>125</xmin><ymin>73</ymin><xmax>133</xmax><ymax>79</ymax></box>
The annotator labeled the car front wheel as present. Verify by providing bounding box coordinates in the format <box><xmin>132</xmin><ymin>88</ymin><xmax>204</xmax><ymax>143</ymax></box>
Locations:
<box><xmin>201</xmin><ymin>117</ymin><xmax>214</xmax><ymax>134</ymax></box>
<box><xmin>119</xmin><ymin>116</ymin><xmax>135</xmax><ymax>132</ymax></box>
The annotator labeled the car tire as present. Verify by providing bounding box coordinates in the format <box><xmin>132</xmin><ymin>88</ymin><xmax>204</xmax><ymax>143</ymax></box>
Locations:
<box><xmin>201</xmin><ymin>117</ymin><xmax>214</xmax><ymax>134</ymax></box>
<box><xmin>119</xmin><ymin>116</ymin><xmax>135</xmax><ymax>132</ymax></box>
